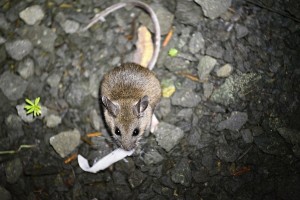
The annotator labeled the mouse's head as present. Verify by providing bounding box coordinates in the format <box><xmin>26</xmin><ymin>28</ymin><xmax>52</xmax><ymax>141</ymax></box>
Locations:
<box><xmin>101</xmin><ymin>95</ymin><xmax>152</xmax><ymax>151</ymax></box>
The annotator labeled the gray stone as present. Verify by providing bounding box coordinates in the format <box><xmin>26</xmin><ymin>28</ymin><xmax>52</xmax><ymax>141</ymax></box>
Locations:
<box><xmin>0</xmin><ymin>13</ymin><xmax>9</xmax><ymax>30</ymax></box>
<box><xmin>206</xmin><ymin>43</ymin><xmax>225</xmax><ymax>59</ymax></box>
<box><xmin>211</xmin><ymin>73</ymin><xmax>261</xmax><ymax>106</ymax></box>
<box><xmin>65</xmin><ymin>81</ymin><xmax>90</xmax><ymax>107</ymax></box>
<box><xmin>16</xmin><ymin>103</ymin><xmax>48</xmax><ymax>123</ymax></box>
<box><xmin>216</xmin><ymin>143</ymin><xmax>240</xmax><ymax>162</ymax></box>
<box><xmin>45</xmin><ymin>114</ymin><xmax>62</xmax><ymax>128</ymax></box>
<box><xmin>235</xmin><ymin>24</ymin><xmax>249</xmax><ymax>39</ymax></box>
<box><xmin>195</xmin><ymin>0</ymin><xmax>232</xmax><ymax>19</ymax></box>
<box><xmin>89</xmin><ymin>109</ymin><xmax>101</xmax><ymax>131</ymax></box>
<box><xmin>0</xmin><ymin>71</ymin><xmax>28</xmax><ymax>101</ymax></box>
<box><xmin>171</xmin><ymin>89</ymin><xmax>201</xmax><ymax>107</ymax></box>
<box><xmin>241</xmin><ymin>129</ymin><xmax>253</xmax><ymax>143</ymax></box>
<box><xmin>254</xmin><ymin>134</ymin><xmax>288</xmax><ymax>156</ymax></box>
<box><xmin>189</xmin><ymin>32</ymin><xmax>205</xmax><ymax>54</ymax></box>
<box><xmin>128</xmin><ymin>170</ymin><xmax>147</xmax><ymax>188</ymax></box>
<box><xmin>17</xmin><ymin>58</ymin><xmax>34</xmax><ymax>79</ymax></box>
<box><xmin>153</xmin><ymin>122</ymin><xmax>184</xmax><ymax>152</ymax></box>
<box><xmin>5</xmin><ymin>158</ymin><xmax>23</xmax><ymax>184</ymax></box>
<box><xmin>144</xmin><ymin>149</ymin><xmax>164</xmax><ymax>165</ymax></box>
<box><xmin>0</xmin><ymin>46</ymin><xmax>7</xmax><ymax>64</ymax></box>
<box><xmin>176</xmin><ymin>0</ymin><xmax>204</xmax><ymax>27</ymax></box>
<box><xmin>217</xmin><ymin>111</ymin><xmax>248</xmax><ymax>131</ymax></box>
<box><xmin>139</xmin><ymin>4</ymin><xmax>174</xmax><ymax>35</ymax></box>
<box><xmin>192</xmin><ymin>168</ymin><xmax>209</xmax><ymax>183</ymax></box>
<box><xmin>0</xmin><ymin>36</ymin><xmax>6</xmax><ymax>45</ymax></box>
<box><xmin>171</xmin><ymin>158</ymin><xmax>192</xmax><ymax>186</ymax></box>
<box><xmin>0</xmin><ymin>186</ymin><xmax>11</xmax><ymax>200</ymax></box>
<box><xmin>49</xmin><ymin>129</ymin><xmax>81</xmax><ymax>158</ymax></box>
<box><xmin>5</xmin><ymin>114</ymin><xmax>24</xmax><ymax>141</ymax></box>
<box><xmin>164</xmin><ymin>57</ymin><xmax>190</xmax><ymax>72</ymax></box>
<box><xmin>5</xmin><ymin>39</ymin><xmax>33</xmax><ymax>61</ymax></box>
<box><xmin>216</xmin><ymin>64</ymin><xmax>233</xmax><ymax>77</ymax></box>
<box><xmin>277</xmin><ymin>127</ymin><xmax>300</xmax><ymax>158</ymax></box>
<box><xmin>47</xmin><ymin>73</ymin><xmax>61</xmax><ymax>88</ymax></box>
<box><xmin>61</xmin><ymin>19</ymin><xmax>80</xmax><ymax>34</ymax></box>
<box><xmin>19</xmin><ymin>25</ymin><xmax>57</xmax><ymax>53</ymax></box>
<box><xmin>197</xmin><ymin>56</ymin><xmax>217</xmax><ymax>81</ymax></box>
<box><xmin>203</xmin><ymin>82</ymin><xmax>214</xmax><ymax>100</ymax></box>
<box><xmin>19</xmin><ymin>5</ymin><xmax>45</xmax><ymax>25</ymax></box>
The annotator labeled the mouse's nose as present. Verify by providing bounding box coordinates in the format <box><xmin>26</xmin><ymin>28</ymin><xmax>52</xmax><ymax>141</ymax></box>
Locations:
<box><xmin>122</xmin><ymin>142</ymin><xmax>136</xmax><ymax>151</ymax></box>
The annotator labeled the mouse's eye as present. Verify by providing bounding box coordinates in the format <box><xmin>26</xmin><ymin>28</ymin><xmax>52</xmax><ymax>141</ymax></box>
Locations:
<box><xmin>132</xmin><ymin>128</ymin><xmax>139</xmax><ymax>136</ymax></box>
<box><xmin>115</xmin><ymin>128</ymin><xmax>121</xmax><ymax>136</ymax></box>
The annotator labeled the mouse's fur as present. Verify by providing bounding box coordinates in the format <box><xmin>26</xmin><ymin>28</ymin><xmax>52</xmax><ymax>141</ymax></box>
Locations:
<box><xmin>101</xmin><ymin>63</ymin><xmax>161</xmax><ymax>150</ymax></box>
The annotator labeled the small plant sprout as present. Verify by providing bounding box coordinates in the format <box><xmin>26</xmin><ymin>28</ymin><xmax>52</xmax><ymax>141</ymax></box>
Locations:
<box><xmin>24</xmin><ymin>97</ymin><xmax>42</xmax><ymax>117</ymax></box>
<box><xmin>168</xmin><ymin>48</ymin><xmax>178</xmax><ymax>57</ymax></box>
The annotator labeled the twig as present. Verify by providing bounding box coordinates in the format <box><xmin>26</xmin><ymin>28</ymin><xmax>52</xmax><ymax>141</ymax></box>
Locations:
<box><xmin>237</xmin><ymin>145</ymin><xmax>253</xmax><ymax>161</ymax></box>
<box><xmin>0</xmin><ymin>144</ymin><xmax>36</xmax><ymax>155</ymax></box>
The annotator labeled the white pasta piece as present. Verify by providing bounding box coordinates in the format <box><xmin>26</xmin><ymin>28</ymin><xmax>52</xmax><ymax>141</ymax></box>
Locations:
<box><xmin>78</xmin><ymin>148</ymin><xmax>134</xmax><ymax>173</ymax></box>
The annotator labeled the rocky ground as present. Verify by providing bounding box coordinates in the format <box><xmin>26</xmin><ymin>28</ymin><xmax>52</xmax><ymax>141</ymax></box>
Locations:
<box><xmin>0</xmin><ymin>0</ymin><xmax>300</xmax><ymax>199</ymax></box>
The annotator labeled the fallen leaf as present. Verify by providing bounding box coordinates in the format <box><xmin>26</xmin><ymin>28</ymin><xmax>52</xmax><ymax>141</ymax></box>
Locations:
<box><xmin>133</xmin><ymin>26</ymin><xmax>154</xmax><ymax>68</ymax></box>
<box><xmin>163</xmin><ymin>27</ymin><xmax>174</xmax><ymax>47</ymax></box>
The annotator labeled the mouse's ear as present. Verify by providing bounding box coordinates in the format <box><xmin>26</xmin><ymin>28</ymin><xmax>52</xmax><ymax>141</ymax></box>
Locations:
<box><xmin>133</xmin><ymin>95</ymin><xmax>149</xmax><ymax>117</ymax></box>
<box><xmin>102</xmin><ymin>96</ymin><xmax>119</xmax><ymax>117</ymax></box>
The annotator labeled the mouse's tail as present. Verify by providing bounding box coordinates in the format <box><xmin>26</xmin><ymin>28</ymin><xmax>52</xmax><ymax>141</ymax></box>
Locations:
<box><xmin>83</xmin><ymin>1</ymin><xmax>161</xmax><ymax>71</ymax></box>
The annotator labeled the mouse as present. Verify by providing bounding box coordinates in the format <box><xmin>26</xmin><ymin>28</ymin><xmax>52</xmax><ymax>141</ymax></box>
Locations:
<box><xmin>84</xmin><ymin>1</ymin><xmax>162</xmax><ymax>151</ymax></box>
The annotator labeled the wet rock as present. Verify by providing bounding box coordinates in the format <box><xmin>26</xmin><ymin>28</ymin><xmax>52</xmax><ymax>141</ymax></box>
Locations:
<box><xmin>195</xmin><ymin>0</ymin><xmax>232</xmax><ymax>19</ymax></box>
<box><xmin>176</xmin><ymin>0</ymin><xmax>204</xmax><ymax>27</ymax></box>
<box><xmin>0</xmin><ymin>45</ymin><xmax>7</xmax><ymax>64</ymax></box>
<box><xmin>61</xmin><ymin>19</ymin><xmax>80</xmax><ymax>34</ymax></box>
<box><xmin>217</xmin><ymin>111</ymin><xmax>248</xmax><ymax>131</ymax></box>
<box><xmin>277</xmin><ymin>127</ymin><xmax>300</xmax><ymax>158</ymax></box>
<box><xmin>17</xmin><ymin>58</ymin><xmax>34</xmax><ymax>79</ymax></box>
<box><xmin>153</xmin><ymin>122</ymin><xmax>184</xmax><ymax>152</ymax></box>
<box><xmin>65</xmin><ymin>81</ymin><xmax>90</xmax><ymax>108</ymax></box>
<box><xmin>19</xmin><ymin>25</ymin><xmax>57</xmax><ymax>52</ymax></box>
<box><xmin>254</xmin><ymin>133</ymin><xmax>288</xmax><ymax>156</ymax></box>
<box><xmin>197</xmin><ymin>55</ymin><xmax>217</xmax><ymax>81</ymax></box>
<box><xmin>171</xmin><ymin>158</ymin><xmax>192</xmax><ymax>186</ymax></box>
<box><xmin>143</xmin><ymin>149</ymin><xmax>164</xmax><ymax>165</ymax></box>
<box><xmin>206</xmin><ymin>42</ymin><xmax>225</xmax><ymax>59</ymax></box>
<box><xmin>216</xmin><ymin>64</ymin><xmax>233</xmax><ymax>77</ymax></box>
<box><xmin>128</xmin><ymin>170</ymin><xmax>147</xmax><ymax>188</ymax></box>
<box><xmin>45</xmin><ymin>114</ymin><xmax>62</xmax><ymax>128</ymax></box>
<box><xmin>0</xmin><ymin>71</ymin><xmax>28</xmax><ymax>101</ymax></box>
<box><xmin>0</xmin><ymin>186</ymin><xmax>11</xmax><ymax>200</ymax></box>
<box><xmin>89</xmin><ymin>109</ymin><xmax>101</xmax><ymax>131</ymax></box>
<box><xmin>49</xmin><ymin>129</ymin><xmax>81</xmax><ymax>158</ymax></box>
<box><xmin>5</xmin><ymin>39</ymin><xmax>33</xmax><ymax>61</ymax></box>
<box><xmin>171</xmin><ymin>89</ymin><xmax>201</xmax><ymax>107</ymax></box>
<box><xmin>189</xmin><ymin>32</ymin><xmax>205</xmax><ymax>54</ymax></box>
<box><xmin>5</xmin><ymin>157</ymin><xmax>23</xmax><ymax>184</ymax></box>
<box><xmin>235</xmin><ymin>24</ymin><xmax>249</xmax><ymax>39</ymax></box>
<box><xmin>211</xmin><ymin>73</ymin><xmax>261</xmax><ymax>106</ymax></box>
<box><xmin>216</xmin><ymin>143</ymin><xmax>240</xmax><ymax>162</ymax></box>
<box><xmin>241</xmin><ymin>129</ymin><xmax>253</xmax><ymax>143</ymax></box>
<box><xmin>139</xmin><ymin>4</ymin><xmax>174</xmax><ymax>35</ymax></box>
<box><xmin>16</xmin><ymin>103</ymin><xmax>47</xmax><ymax>123</ymax></box>
<box><xmin>188</xmin><ymin>130</ymin><xmax>214</xmax><ymax>149</ymax></box>
<box><xmin>19</xmin><ymin>5</ymin><xmax>44</xmax><ymax>25</ymax></box>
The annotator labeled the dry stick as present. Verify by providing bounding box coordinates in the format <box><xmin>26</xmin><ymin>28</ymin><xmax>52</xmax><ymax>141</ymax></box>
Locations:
<box><xmin>83</xmin><ymin>1</ymin><xmax>161</xmax><ymax>71</ymax></box>
<box><xmin>246</xmin><ymin>0</ymin><xmax>300</xmax><ymax>23</ymax></box>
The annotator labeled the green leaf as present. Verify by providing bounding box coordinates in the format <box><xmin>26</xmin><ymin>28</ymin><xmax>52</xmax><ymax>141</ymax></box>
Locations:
<box><xmin>168</xmin><ymin>48</ymin><xmax>178</xmax><ymax>57</ymax></box>
<box><xmin>34</xmin><ymin>97</ymin><xmax>40</xmax><ymax>105</ymax></box>
<box><xmin>25</xmin><ymin>98</ymin><xmax>34</xmax><ymax>106</ymax></box>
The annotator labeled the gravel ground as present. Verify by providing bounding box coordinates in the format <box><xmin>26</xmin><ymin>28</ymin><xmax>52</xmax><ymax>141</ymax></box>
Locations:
<box><xmin>0</xmin><ymin>0</ymin><xmax>300</xmax><ymax>199</ymax></box>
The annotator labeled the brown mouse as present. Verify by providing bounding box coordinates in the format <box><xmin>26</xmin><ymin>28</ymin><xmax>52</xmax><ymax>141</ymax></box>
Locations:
<box><xmin>84</xmin><ymin>1</ymin><xmax>162</xmax><ymax>150</ymax></box>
